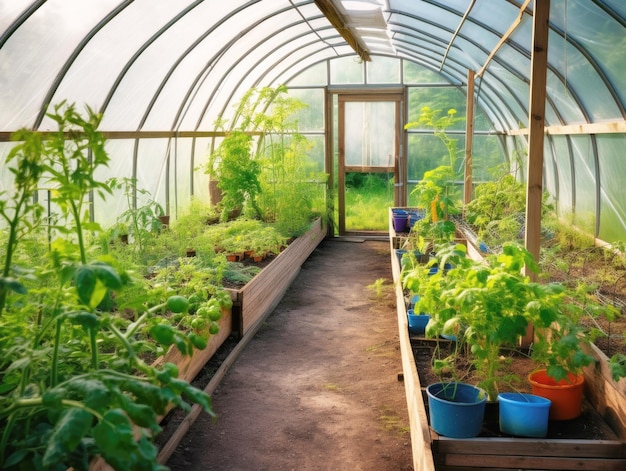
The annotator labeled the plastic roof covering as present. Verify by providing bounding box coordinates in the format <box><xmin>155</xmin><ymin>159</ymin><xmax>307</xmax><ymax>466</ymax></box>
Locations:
<box><xmin>0</xmin><ymin>0</ymin><xmax>624</xmax><ymax>135</ymax></box>
<box><xmin>0</xmin><ymin>1</ymin><xmax>625</xmax><ymax>241</ymax></box>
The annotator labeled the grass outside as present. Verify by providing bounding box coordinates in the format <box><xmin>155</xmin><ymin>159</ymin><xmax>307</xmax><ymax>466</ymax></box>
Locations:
<box><xmin>342</xmin><ymin>173</ymin><xmax>395</xmax><ymax>232</ymax></box>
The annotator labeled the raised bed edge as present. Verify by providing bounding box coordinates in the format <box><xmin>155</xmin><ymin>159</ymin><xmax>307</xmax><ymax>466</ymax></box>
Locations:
<box><xmin>229</xmin><ymin>217</ymin><xmax>326</xmax><ymax>336</ymax></box>
<box><xmin>390</xmin><ymin>208</ymin><xmax>626</xmax><ymax>470</ymax></box>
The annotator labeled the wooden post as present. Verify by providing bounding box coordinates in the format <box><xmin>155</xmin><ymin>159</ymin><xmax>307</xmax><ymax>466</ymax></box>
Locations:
<box><xmin>464</xmin><ymin>69</ymin><xmax>475</xmax><ymax>207</ymax></box>
<box><xmin>523</xmin><ymin>0</ymin><xmax>550</xmax><ymax>346</ymax></box>
<box><xmin>524</xmin><ymin>0</ymin><xmax>550</xmax><ymax>274</ymax></box>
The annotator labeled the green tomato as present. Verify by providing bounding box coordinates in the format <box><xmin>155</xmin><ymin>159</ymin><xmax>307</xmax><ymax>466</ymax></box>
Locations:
<box><xmin>166</xmin><ymin>295</ymin><xmax>190</xmax><ymax>313</ymax></box>
<box><xmin>209</xmin><ymin>322</ymin><xmax>220</xmax><ymax>335</ymax></box>
<box><xmin>196</xmin><ymin>306</ymin><xmax>210</xmax><ymax>318</ymax></box>
<box><xmin>189</xmin><ymin>333</ymin><xmax>208</xmax><ymax>350</ymax></box>
<box><xmin>207</xmin><ymin>305</ymin><xmax>222</xmax><ymax>322</ymax></box>
<box><xmin>191</xmin><ymin>317</ymin><xmax>207</xmax><ymax>330</ymax></box>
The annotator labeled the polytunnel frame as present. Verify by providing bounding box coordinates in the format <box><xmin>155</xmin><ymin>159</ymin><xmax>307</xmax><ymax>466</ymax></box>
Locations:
<box><xmin>0</xmin><ymin>2</ymin><xmax>608</xmax><ymax>146</ymax></box>
<box><xmin>0</xmin><ymin>0</ymin><xmax>624</xmax><ymax>244</ymax></box>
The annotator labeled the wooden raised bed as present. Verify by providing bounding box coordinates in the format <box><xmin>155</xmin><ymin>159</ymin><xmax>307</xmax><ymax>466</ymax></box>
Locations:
<box><xmin>228</xmin><ymin>217</ymin><xmax>326</xmax><ymax>336</ymax></box>
<box><xmin>389</xmin><ymin>208</ymin><xmax>626</xmax><ymax>471</ymax></box>
<box><xmin>89</xmin><ymin>218</ymin><xmax>326</xmax><ymax>470</ymax></box>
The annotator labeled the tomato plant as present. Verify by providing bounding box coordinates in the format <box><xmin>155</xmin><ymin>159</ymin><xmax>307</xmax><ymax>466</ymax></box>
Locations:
<box><xmin>0</xmin><ymin>104</ymin><xmax>216</xmax><ymax>470</ymax></box>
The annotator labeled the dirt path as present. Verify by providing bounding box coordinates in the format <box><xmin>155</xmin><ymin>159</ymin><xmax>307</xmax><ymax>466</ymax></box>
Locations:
<box><xmin>166</xmin><ymin>238</ymin><xmax>413</xmax><ymax>471</ymax></box>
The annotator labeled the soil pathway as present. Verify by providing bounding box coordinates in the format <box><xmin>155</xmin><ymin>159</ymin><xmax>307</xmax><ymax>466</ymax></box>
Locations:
<box><xmin>166</xmin><ymin>238</ymin><xmax>413</xmax><ymax>471</ymax></box>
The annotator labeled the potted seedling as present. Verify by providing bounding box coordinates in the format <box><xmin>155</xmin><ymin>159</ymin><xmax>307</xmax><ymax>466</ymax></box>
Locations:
<box><xmin>404</xmin><ymin>241</ymin><xmax>620</xmax><ymax>433</ymax></box>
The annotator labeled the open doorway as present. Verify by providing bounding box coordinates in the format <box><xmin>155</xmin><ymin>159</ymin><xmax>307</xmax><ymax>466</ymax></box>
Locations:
<box><xmin>335</xmin><ymin>90</ymin><xmax>405</xmax><ymax>235</ymax></box>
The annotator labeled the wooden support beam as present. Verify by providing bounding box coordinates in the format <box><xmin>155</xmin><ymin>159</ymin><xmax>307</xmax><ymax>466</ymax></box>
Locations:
<box><xmin>476</xmin><ymin>0</ymin><xmax>532</xmax><ymax>78</ymax></box>
<box><xmin>314</xmin><ymin>0</ymin><xmax>371</xmax><ymax>62</ymax></box>
<box><xmin>464</xmin><ymin>69</ymin><xmax>475</xmax><ymax>207</ymax></box>
<box><xmin>507</xmin><ymin>120</ymin><xmax>626</xmax><ymax>136</ymax></box>
<box><xmin>522</xmin><ymin>0</ymin><xmax>550</xmax><ymax>347</ymax></box>
<box><xmin>524</xmin><ymin>0</ymin><xmax>550</xmax><ymax>270</ymax></box>
<box><xmin>440</xmin><ymin>0</ymin><xmax>476</xmax><ymax>71</ymax></box>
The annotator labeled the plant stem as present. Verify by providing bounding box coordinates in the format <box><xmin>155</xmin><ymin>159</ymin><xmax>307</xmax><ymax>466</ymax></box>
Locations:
<box><xmin>51</xmin><ymin>319</ymin><xmax>62</xmax><ymax>387</ymax></box>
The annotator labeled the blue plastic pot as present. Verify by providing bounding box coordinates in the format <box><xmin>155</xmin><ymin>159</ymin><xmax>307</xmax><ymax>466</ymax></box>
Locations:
<box><xmin>395</xmin><ymin>249</ymin><xmax>406</xmax><ymax>266</ymax></box>
<box><xmin>407</xmin><ymin>211</ymin><xmax>424</xmax><ymax>228</ymax></box>
<box><xmin>426</xmin><ymin>382</ymin><xmax>486</xmax><ymax>438</ymax></box>
<box><xmin>498</xmin><ymin>393</ymin><xmax>551</xmax><ymax>438</ymax></box>
<box><xmin>407</xmin><ymin>309</ymin><xmax>430</xmax><ymax>335</ymax></box>
<box><xmin>407</xmin><ymin>294</ymin><xmax>420</xmax><ymax>310</ymax></box>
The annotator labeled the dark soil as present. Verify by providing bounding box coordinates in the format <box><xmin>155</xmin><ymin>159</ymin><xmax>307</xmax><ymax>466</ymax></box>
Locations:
<box><xmin>163</xmin><ymin>239</ymin><xmax>413</xmax><ymax>471</ymax></box>
<box><xmin>409</xmin><ymin>336</ymin><xmax>620</xmax><ymax>441</ymax></box>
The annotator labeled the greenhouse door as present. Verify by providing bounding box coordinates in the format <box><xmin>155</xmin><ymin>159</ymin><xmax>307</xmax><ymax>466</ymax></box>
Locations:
<box><xmin>337</xmin><ymin>92</ymin><xmax>404</xmax><ymax>235</ymax></box>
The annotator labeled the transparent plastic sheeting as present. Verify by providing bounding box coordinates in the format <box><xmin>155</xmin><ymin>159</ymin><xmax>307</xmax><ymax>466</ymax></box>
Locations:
<box><xmin>0</xmin><ymin>1</ymin><xmax>624</xmax><ymax>241</ymax></box>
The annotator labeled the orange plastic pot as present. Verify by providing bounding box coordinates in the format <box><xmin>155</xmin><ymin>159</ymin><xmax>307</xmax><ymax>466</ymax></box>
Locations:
<box><xmin>528</xmin><ymin>369</ymin><xmax>584</xmax><ymax>420</ymax></box>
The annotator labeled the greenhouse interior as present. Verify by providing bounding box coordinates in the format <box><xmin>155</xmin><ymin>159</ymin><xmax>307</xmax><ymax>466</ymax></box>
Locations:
<box><xmin>1</xmin><ymin>1</ymin><xmax>625</xmax><ymax>470</ymax></box>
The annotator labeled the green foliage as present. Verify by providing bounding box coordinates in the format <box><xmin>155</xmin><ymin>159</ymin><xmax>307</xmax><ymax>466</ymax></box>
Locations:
<box><xmin>405</xmin><ymin>106</ymin><xmax>465</xmax><ymax>170</ymax></box>
<box><xmin>207</xmin><ymin>86</ymin><xmax>327</xmax><ymax>235</ymax></box>
<box><xmin>405</xmin><ymin>106</ymin><xmax>464</xmax><ymax>249</ymax></box>
<box><xmin>609</xmin><ymin>354</ymin><xmax>626</xmax><ymax>382</ymax></box>
<box><xmin>402</xmin><ymin>242</ymin><xmax>620</xmax><ymax>401</ymax></box>
<box><xmin>108</xmin><ymin>177</ymin><xmax>165</xmax><ymax>257</ymax></box>
<box><xmin>465</xmin><ymin>169</ymin><xmax>553</xmax><ymax>248</ymax></box>
<box><xmin>209</xmin><ymin>131</ymin><xmax>261</xmax><ymax>222</ymax></box>
<box><xmin>367</xmin><ymin>278</ymin><xmax>388</xmax><ymax>302</ymax></box>
<box><xmin>409</xmin><ymin>165</ymin><xmax>460</xmax><ymax>249</ymax></box>
<box><xmin>0</xmin><ymin>104</ymin><xmax>216</xmax><ymax>470</ymax></box>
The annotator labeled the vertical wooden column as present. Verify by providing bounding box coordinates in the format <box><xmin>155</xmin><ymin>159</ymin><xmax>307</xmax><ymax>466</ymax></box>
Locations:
<box><xmin>524</xmin><ymin>0</ymin><xmax>550</xmax><ymax>274</ymax></box>
<box><xmin>324</xmin><ymin>87</ymin><xmax>335</xmax><ymax>237</ymax></box>
<box><xmin>464</xmin><ymin>69</ymin><xmax>475</xmax><ymax>207</ymax></box>
<box><xmin>522</xmin><ymin>0</ymin><xmax>550</xmax><ymax>346</ymax></box>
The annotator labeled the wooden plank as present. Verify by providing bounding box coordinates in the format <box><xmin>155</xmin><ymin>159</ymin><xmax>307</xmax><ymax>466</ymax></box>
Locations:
<box><xmin>522</xmin><ymin>0</ymin><xmax>550</xmax><ymax>347</ymax></box>
<box><xmin>439</xmin><ymin>453</ymin><xmax>626</xmax><ymax>470</ymax></box>
<box><xmin>391</xmin><ymin>217</ymin><xmax>437</xmax><ymax>471</ymax></box>
<box><xmin>239</xmin><ymin>218</ymin><xmax>325</xmax><ymax>335</ymax></box>
<box><xmin>583</xmin><ymin>342</ymin><xmax>626</xmax><ymax>439</ymax></box>
<box><xmin>464</xmin><ymin>69</ymin><xmax>475</xmax><ymax>207</ymax></box>
<box><xmin>434</xmin><ymin>436</ymin><xmax>625</xmax><ymax>459</ymax></box>
<box><xmin>524</xmin><ymin>0</ymin><xmax>550</xmax><ymax>272</ymax></box>
<box><xmin>314</xmin><ymin>0</ymin><xmax>371</xmax><ymax>61</ymax></box>
<box><xmin>476</xmin><ymin>0</ymin><xmax>532</xmax><ymax>78</ymax></box>
<box><xmin>507</xmin><ymin>121</ymin><xmax>626</xmax><ymax>136</ymax></box>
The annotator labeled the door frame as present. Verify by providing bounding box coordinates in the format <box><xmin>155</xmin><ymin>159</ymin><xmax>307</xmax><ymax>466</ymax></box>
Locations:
<box><xmin>328</xmin><ymin>87</ymin><xmax>407</xmax><ymax>236</ymax></box>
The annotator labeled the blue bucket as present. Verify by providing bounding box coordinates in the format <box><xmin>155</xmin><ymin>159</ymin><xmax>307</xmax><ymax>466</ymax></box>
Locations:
<box><xmin>407</xmin><ymin>309</ymin><xmax>430</xmax><ymax>335</ymax></box>
<box><xmin>427</xmin><ymin>382</ymin><xmax>486</xmax><ymax>438</ymax></box>
<box><xmin>498</xmin><ymin>393</ymin><xmax>551</xmax><ymax>438</ymax></box>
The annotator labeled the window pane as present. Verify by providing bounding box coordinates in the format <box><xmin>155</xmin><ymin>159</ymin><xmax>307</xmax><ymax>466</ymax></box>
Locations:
<box><xmin>367</xmin><ymin>56</ymin><xmax>400</xmax><ymax>84</ymax></box>
<box><xmin>597</xmin><ymin>135</ymin><xmax>626</xmax><ymax>242</ymax></box>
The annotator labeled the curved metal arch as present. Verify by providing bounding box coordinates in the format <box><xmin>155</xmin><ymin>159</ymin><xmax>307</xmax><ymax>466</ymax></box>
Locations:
<box><xmin>187</xmin><ymin>17</ymin><xmax>337</xmax><ymax>131</ymax></box>
<box><xmin>135</xmin><ymin>1</ymin><xmax>288</xmax><ymax>133</ymax></box>
<box><xmin>0</xmin><ymin>0</ymin><xmax>46</xmax><ymax>49</ymax></box>
<box><xmin>138</xmin><ymin>3</ymin><xmax>329</xmax><ymax>199</ymax></box>
<box><xmin>99</xmin><ymin>0</ymin><xmax>228</xmax><ymax>117</ymax></box>
<box><xmin>387</xmin><ymin>4</ymin><xmax>617</xmax><ymax>127</ymax></box>
<box><xmin>548</xmin><ymin>23</ymin><xmax>625</xmax><ymax>119</ymax></box>
<box><xmin>594</xmin><ymin>0</ymin><xmax>626</xmax><ymax>27</ymax></box>
<box><xmin>184</xmin><ymin>36</ymin><xmax>341</xmax><ymax>194</ymax></box>
<box><xmin>392</xmin><ymin>37</ymin><xmax>528</xmax><ymax>133</ymax></box>
<box><xmin>392</xmin><ymin>23</ymin><xmax>594</xmax><ymax>166</ymax></box>
<box><xmin>33</xmin><ymin>0</ymin><xmax>135</xmax><ymax>128</ymax></box>
<box><xmin>166</xmin><ymin>12</ymin><xmax>330</xmax><ymax>134</ymax></box>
